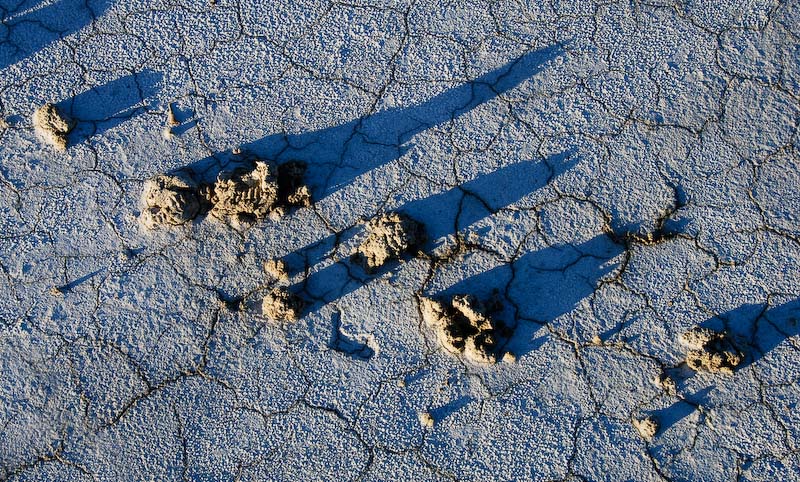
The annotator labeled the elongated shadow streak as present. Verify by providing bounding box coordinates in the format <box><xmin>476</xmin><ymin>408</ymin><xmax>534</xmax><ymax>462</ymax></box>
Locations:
<box><xmin>62</xmin><ymin>70</ymin><xmax>162</xmax><ymax>146</ymax></box>
<box><xmin>0</xmin><ymin>0</ymin><xmax>113</xmax><ymax>71</ymax></box>
<box><xmin>175</xmin><ymin>44</ymin><xmax>564</xmax><ymax>199</ymax></box>
<box><xmin>285</xmin><ymin>151</ymin><xmax>578</xmax><ymax>314</ymax></box>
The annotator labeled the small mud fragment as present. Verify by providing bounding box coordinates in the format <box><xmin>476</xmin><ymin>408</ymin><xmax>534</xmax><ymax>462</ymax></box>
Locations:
<box><xmin>418</xmin><ymin>411</ymin><xmax>435</xmax><ymax>428</ymax></box>
<box><xmin>653</xmin><ymin>372</ymin><xmax>677</xmax><ymax>396</ymax></box>
<box><xmin>264</xmin><ymin>258</ymin><xmax>289</xmax><ymax>281</ymax></box>
<box><xmin>502</xmin><ymin>351</ymin><xmax>517</xmax><ymax>363</ymax></box>
<box><xmin>139</xmin><ymin>175</ymin><xmax>200</xmax><ymax>229</ymax></box>
<box><xmin>420</xmin><ymin>294</ymin><xmax>502</xmax><ymax>364</ymax></box>
<box><xmin>262</xmin><ymin>287</ymin><xmax>303</xmax><ymax>322</ymax></box>
<box><xmin>680</xmin><ymin>326</ymin><xmax>742</xmax><ymax>374</ymax></box>
<box><xmin>633</xmin><ymin>416</ymin><xmax>658</xmax><ymax>442</ymax></box>
<box><xmin>33</xmin><ymin>103</ymin><xmax>74</xmax><ymax>151</ymax></box>
<box><xmin>210</xmin><ymin>161</ymin><xmax>280</xmax><ymax>222</ymax></box>
<box><xmin>353</xmin><ymin>212</ymin><xmax>426</xmax><ymax>273</ymax></box>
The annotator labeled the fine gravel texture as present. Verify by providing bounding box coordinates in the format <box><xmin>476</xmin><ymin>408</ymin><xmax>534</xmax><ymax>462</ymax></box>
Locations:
<box><xmin>2</xmin><ymin>1</ymin><xmax>800</xmax><ymax>481</ymax></box>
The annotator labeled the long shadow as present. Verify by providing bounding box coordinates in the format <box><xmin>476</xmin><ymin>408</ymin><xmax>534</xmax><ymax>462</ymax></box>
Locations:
<box><xmin>699</xmin><ymin>297</ymin><xmax>800</xmax><ymax>370</ymax></box>
<box><xmin>174</xmin><ymin>44</ymin><xmax>564</xmax><ymax>194</ymax></box>
<box><xmin>0</xmin><ymin>0</ymin><xmax>113</xmax><ymax>71</ymax></box>
<box><xmin>434</xmin><ymin>234</ymin><xmax>624</xmax><ymax>357</ymax></box>
<box><xmin>655</xmin><ymin>297</ymin><xmax>799</xmax><ymax>433</ymax></box>
<box><xmin>285</xmin><ymin>151</ymin><xmax>578</xmax><ymax>311</ymax></box>
<box><xmin>60</xmin><ymin>69</ymin><xmax>162</xmax><ymax>145</ymax></box>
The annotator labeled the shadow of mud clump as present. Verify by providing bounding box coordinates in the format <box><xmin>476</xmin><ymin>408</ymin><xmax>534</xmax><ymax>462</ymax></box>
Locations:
<box><xmin>351</xmin><ymin>212</ymin><xmax>426</xmax><ymax>273</ymax></box>
<box><xmin>140</xmin><ymin>159</ymin><xmax>312</xmax><ymax>229</ymax></box>
<box><xmin>419</xmin><ymin>293</ymin><xmax>509</xmax><ymax>364</ymax></box>
<box><xmin>680</xmin><ymin>326</ymin><xmax>743</xmax><ymax>374</ymax></box>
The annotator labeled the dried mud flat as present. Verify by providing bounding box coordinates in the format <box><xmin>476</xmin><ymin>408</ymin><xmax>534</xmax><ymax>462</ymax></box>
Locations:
<box><xmin>1</xmin><ymin>1</ymin><xmax>800</xmax><ymax>481</ymax></box>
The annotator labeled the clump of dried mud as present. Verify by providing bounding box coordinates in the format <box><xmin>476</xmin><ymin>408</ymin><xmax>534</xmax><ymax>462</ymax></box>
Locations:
<box><xmin>680</xmin><ymin>326</ymin><xmax>742</xmax><ymax>374</ymax></box>
<box><xmin>33</xmin><ymin>103</ymin><xmax>74</xmax><ymax>151</ymax></box>
<box><xmin>139</xmin><ymin>175</ymin><xmax>201</xmax><ymax>229</ymax></box>
<box><xmin>419</xmin><ymin>294</ymin><xmax>504</xmax><ymax>364</ymax></box>
<box><xmin>353</xmin><ymin>212</ymin><xmax>426</xmax><ymax>272</ymax></box>
<box><xmin>208</xmin><ymin>161</ymin><xmax>280</xmax><ymax>221</ymax></box>
<box><xmin>262</xmin><ymin>287</ymin><xmax>304</xmax><ymax>322</ymax></box>
<box><xmin>140</xmin><ymin>159</ymin><xmax>311</xmax><ymax>228</ymax></box>
<box><xmin>264</xmin><ymin>258</ymin><xmax>289</xmax><ymax>281</ymax></box>
<box><xmin>633</xmin><ymin>416</ymin><xmax>659</xmax><ymax>442</ymax></box>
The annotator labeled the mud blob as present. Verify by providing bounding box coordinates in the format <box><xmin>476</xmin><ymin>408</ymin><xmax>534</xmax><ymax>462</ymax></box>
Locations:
<box><xmin>353</xmin><ymin>212</ymin><xmax>426</xmax><ymax>272</ymax></box>
<box><xmin>420</xmin><ymin>294</ymin><xmax>501</xmax><ymax>364</ymax></box>
<box><xmin>33</xmin><ymin>103</ymin><xmax>75</xmax><ymax>151</ymax></box>
<box><xmin>680</xmin><ymin>326</ymin><xmax>742</xmax><ymax>374</ymax></box>
<box><xmin>262</xmin><ymin>287</ymin><xmax>304</xmax><ymax>322</ymax></box>
<box><xmin>209</xmin><ymin>161</ymin><xmax>280</xmax><ymax>221</ymax></box>
<box><xmin>139</xmin><ymin>175</ymin><xmax>201</xmax><ymax>229</ymax></box>
<box><xmin>633</xmin><ymin>417</ymin><xmax>658</xmax><ymax>442</ymax></box>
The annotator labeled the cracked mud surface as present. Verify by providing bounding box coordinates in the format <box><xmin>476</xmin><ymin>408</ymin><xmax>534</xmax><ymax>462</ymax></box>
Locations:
<box><xmin>1</xmin><ymin>1</ymin><xmax>800</xmax><ymax>480</ymax></box>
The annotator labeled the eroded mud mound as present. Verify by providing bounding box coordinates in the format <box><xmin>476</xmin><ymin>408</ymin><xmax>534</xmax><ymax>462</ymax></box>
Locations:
<box><xmin>353</xmin><ymin>212</ymin><xmax>426</xmax><ymax>272</ymax></box>
<box><xmin>262</xmin><ymin>287</ymin><xmax>304</xmax><ymax>322</ymax></box>
<box><xmin>141</xmin><ymin>159</ymin><xmax>312</xmax><ymax>228</ymax></box>
<box><xmin>209</xmin><ymin>161</ymin><xmax>280</xmax><ymax>221</ymax></box>
<box><xmin>420</xmin><ymin>294</ymin><xmax>502</xmax><ymax>364</ymax></box>
<box><xmin>633</xmin><ymin>417</ymin><xmax>659</xmax><ymax>442</ymax></box>
<box><xmin>139</xmin><ymin>175</ymin><xmax>201</xmax><ymax>229</ymax></box>
<box><xmin>33</xmin><ymin>103</ymin><xmax>74</xmax><ymax>151</ymax></box>
<box><xmin>680</xmin><ymin>326</ymin><xmax>742</xmax><ymax>374</ymax></box>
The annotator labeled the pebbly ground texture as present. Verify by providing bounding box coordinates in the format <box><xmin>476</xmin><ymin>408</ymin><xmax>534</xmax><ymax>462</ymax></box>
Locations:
<box><xmin>1</xmin><ymin>1</ymin><xmax>800</xmax><ymax>481</ymax></box>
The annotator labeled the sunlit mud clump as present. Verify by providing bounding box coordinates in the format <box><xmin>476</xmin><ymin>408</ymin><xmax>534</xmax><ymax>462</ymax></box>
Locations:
<box><xmin>262</xmin><ymin>287</ymin><xmax>304</xmax><ymax>322</ymax></box>
<box><xmin>680</xmin><ymin>326</ymin><xmax>742</xmax><ymax>374</ymax></box>
<box><xmin>33</xmin><ymin>103</ymin><xmax>75</xmax><ymax>151</ymax></box>
<box><xmin>139</xmin><ymin>175</ymin><xmax>200</xmax><ymax>229</ymax></box>
<box><xmin>353</xmin><ymin>212</ymin><xmax>426</xmax><ymax>272</ymax></box>
<box><xmin>209</xmin><ymin>161</ymin><xmax>280</xmax><ymax>221</ymax></box>
<box><xmin>420</xmin><ymin>294</ymin><xmax>502</xmax><ymax>364</ymax></box>
<box><xmin>633</xmin><ymin>417</ymin><xmax>659</xmax><ymax>442</ymax></box>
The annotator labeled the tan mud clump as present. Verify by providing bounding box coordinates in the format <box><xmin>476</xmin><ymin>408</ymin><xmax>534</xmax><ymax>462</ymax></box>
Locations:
<box><xmin>418</xmin><ymin>411</ymin><xmax>435</xmax><ymax>428</ymax></box>
<box><xmin>33</xmin><ymin>103</ymin><xmax>75</xmax><ymax>151</ymax></box>
<box><xmin>420</xmin><ymin>294</ymin><xmax>500</xmax><ymax>364</ymax></box>
<box><xmin>680</xmin><ymin>326</ymin><xmax>742</xmax><ymax>374</ymax></box>
<box><xmin>264</xmin><ymin>258</ymin><xmax>289</xmax><ymax>281</ymax></box>
<box><xmin>262</xmin><ymin>287</ymin><xmax>303</xmax><ymax>322</ymax></box>
<box><xmin>353</xmin><ymin>212</ymin><xmax>426</xmax><ymax>272</ymax></box>
<box><xmin>633</xmin><ymin>417</ymin><xmax>658</xmax><ymax>442</ymax></box>
<box><xmin>139</xmin><ymin>175</ymin><xmax>201</xmax><ymax>229</ymax></box>
<box><xmin>209</xmin><ymin>161</ymin><xmax>280</xmax><ymax>221</ymax></box>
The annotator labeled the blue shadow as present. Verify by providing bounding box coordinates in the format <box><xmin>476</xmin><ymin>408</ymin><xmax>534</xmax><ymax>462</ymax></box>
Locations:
<box><xmin>654</xmin><ymin>297</ymin><xmax>799</xmax><ymax>433</ymax></box>
<box><xmin>175</xmin><ymin>44</ymin><xmax>564</xmax><ymax>196</ymax></box>
<box><xmin>434</xmin><ymin>234</ymin><xmax>624</xmax><ymax>356</ymax></box>
<box><xmin>285</xmin><ymin>151</ymin><xmax>577</xmax><ymax>312</ymax></box>
<box><xmin>0</xmin><ymin>0</ymin><xmax>113</xmax><ymax>71</ymax></box>
<box><xmin>60</xmin><ymin>69</ymin><xmax>162</xmax><ymax>146</ymax></box>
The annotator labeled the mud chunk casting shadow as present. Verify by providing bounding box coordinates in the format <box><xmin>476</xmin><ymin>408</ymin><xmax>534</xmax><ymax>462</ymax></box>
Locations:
<box><xmin>352</xmin><ymin>212</ymin><xmax>426</xmax><ymax>273</ymax></box>
<box><xmin>420</xmin><ymin>293</ymin><xmax>506</xmax><ymax>364</ymax></box>
<box><xmin>680</xmin><ymin>326</ymin><xmax>742</xmax><ymax>374</ymax></box>
<box><xmin>33</xmin><ymin>103</ymin><xmax>74</xmax><ymax>151</ymax></box>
